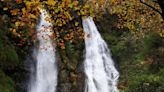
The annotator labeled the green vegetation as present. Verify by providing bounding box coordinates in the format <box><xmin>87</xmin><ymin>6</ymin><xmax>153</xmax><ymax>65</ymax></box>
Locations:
<box><xmin>0</xmin><ymin>69</ymin><xmax>15</xmax><ymax>92</ymax></box>
<box><xmin>0</xmin><ymin>19</ymin><xmax>17</xmax><ymax>92</ymax></box>
<box><xmin>97</xmin><ymin>14</ymin><xmax>164</xmax><ymax>92</ymax></box>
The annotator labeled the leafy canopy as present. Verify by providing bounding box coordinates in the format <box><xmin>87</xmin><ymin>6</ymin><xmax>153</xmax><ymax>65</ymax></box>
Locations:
<box><xmin>1</xmin><ymin>0</ymin><xmax>93</xmax><ymax>49</ymax></box>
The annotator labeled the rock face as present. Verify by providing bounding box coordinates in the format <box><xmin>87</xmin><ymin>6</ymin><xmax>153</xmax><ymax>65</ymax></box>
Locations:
<box><xmin>57</xmin><ymin>45</ymin><xmax>85</xmax><ymax>92</ymax></box>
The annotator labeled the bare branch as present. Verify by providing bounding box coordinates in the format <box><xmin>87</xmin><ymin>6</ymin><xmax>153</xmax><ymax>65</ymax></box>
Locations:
<box><xmin>140</xmin><ymin>0</ymin><xmax>162</xmax><ymax>15</ymax></box>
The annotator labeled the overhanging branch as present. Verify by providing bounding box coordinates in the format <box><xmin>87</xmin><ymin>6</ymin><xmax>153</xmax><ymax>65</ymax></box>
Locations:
<box><xmin>140</xmin><ymin>0</ymin><xmax>162</xmax><ymax>15</ymax></box>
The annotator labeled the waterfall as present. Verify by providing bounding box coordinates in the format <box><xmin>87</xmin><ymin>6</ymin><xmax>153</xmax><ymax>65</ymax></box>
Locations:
<box><xmin>83</xmin><ymin>17</ymin><xmax>119</xmax><ymax>92</ymax></box>
<box><xmin>28</xmin><ymin>9</ymin><xmax>57</xmax><ymax>92</ymax></box>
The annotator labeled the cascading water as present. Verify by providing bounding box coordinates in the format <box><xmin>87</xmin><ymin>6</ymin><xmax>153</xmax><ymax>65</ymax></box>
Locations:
<box><xmin>83</xmin><ymin>17</ymin><xmax>119</xmax><ymax>92</ymax></box>
<box><xmin>28</xmin><ymin>9</ymin><xmax>57</xmax><ymax>92</ymax></box>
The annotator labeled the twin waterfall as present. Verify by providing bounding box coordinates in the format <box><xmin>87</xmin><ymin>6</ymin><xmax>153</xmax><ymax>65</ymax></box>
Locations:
<box><xmin>28</xmin><ymin>10</ymin><xmax>57</xmax><ymax>92</ymax></box>
<box><xmin>83</xmin><ymin>17</ymin><xmax>119</xmax><ymax>92</ymax></box>
<box><xmin>28</xmin><ymin>10</ymin><xmax>119</xmax><ymax>92</ymax></box>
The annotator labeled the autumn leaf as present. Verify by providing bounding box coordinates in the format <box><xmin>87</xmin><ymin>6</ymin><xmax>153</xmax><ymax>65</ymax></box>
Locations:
<box><xmin>75</xmin><ymin>22</ymin><xmax>79</xmax><ymax>26</ymax></box>
<box><xmin>73</xmin><ymin>1</ymin><xmax>79</xmax><ymax>6</ymax></box>
<box><xmin>16</xmin><ymin>0</ymin><xmax>22</xmax><ymax>4</ymax></box>
<box><xmin>21</xmin><ymin>8</ymin><xmax>26</xmax><ymax>14</ymax></box>
<box><xmin>15</xmin><ymin>21</ymin><xmax>20</xmax><ymax>27</ymax></box>
<box><xmin>3</xmin><ymin>7</ymin><xmax>8</xmax><ymax>10</ymax></box>
<box><xmin>10</xmin><ymin>9</ymin><xmax>19</xmax><ymax>15</ymax></box>
<box><xmin>47</xmin><ymin>0</ymin><xmax>56</xmax><ymax>6</ymax></box>
<box><xmin>4</xmin><ymin>0</ymin><xmax>94</xmax><ymax>49</ymax></box>
<box><xmin>29</xmin><ymin>14</ymin><xmax>37</xmax><ymax>19</ymax></box>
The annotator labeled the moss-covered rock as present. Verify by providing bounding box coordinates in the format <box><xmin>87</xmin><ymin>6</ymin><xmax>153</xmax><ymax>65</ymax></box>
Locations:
<box><xmin>0</xmin><ymin>45</ymin><xmax>19</xmax><ymax>70</ymax></box>
<box><xmin>57</xmin><ymin>39</ymin><xmax>85</xmax><ymax>92</ymax></box>
<box><xmin>0</xmin><ymin>69</ymin><xmax>15</xmax><ymax>92</ymax></box>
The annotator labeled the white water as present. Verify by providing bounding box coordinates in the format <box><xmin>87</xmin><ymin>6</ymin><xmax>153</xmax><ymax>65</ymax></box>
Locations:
<box><xmin>28</xmin><ymin>9</ymin><xmax>57</xmax><ymax>92</ymax></box>
<box><xmin>83</xmin><ymin>17</ymin><xmax>119</xmax><ymax>92</ymax></box>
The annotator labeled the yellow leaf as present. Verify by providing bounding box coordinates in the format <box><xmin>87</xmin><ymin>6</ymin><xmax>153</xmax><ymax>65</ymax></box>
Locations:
<box><xmin>65</xmin><ymin>11</ymin><xmax>72</xmax><ymax>20</ymax></box>
<box><xmin>59</xmin><ymin>23</ymin><xmax>62</xmax><ymax>27</ymax></box>
<box><xmin>12</xmin><ymin>29</ymin><xmax>16</xmax><ymax>33</ymax></box>
<box><xmin>47</xmin><ymin>0</ymin><xmax>56</xmax><ymax>6</ymax></box>
<box><xmin>10</xmin><ymin>9</ymin><xmax>19</xmax><ymax>15</ymax></box>
<box><xmin>22</xmin><ymin>8</ymin><xmax>26</xmax><ymax>14</ymax></box>
<box><xmin>68</xmin><ymin>4</ymin><xmax>73</xmax><ymax>8</ymax></box>
<box><xmin>29</xmin><ymin>14</ymin><xmax>37</xmax><ymax>19</ymax></box>
<box><xmin>73</xmin><ymin>1</ymin><xmax>79</xmax><ymax>6</ymax></box>
<box><xmin>75</xmin><ymin>22</ymin><xmax>79</xmax><ymax>26</ymax></box>
<box><xmin>15</xmin><ymin>21</ymin><xmax>20</xmax><ymax>27</ymax></box>
<box><xmin>25</xmin><ymin>1</ymin><xmax>32</xmax><ymax>9</ymax></box>
<box><xmin>54</xmin><ymin>9</ymin><xmax>59</xmax><ymax>13</ymax></box>
<box><xmin>3</xmin><ymin>7</ymin><xmax>8</xmax><ymax>10</ymax></box>
<box><xmin>74</xmin><ymin>7</ymin><xmax>80</xmax><ymax>11</ymax></box>
<box><xmin>80</xmin><ymin>10</ymin><xmax>85</xmax><ymax>15</ymax></box>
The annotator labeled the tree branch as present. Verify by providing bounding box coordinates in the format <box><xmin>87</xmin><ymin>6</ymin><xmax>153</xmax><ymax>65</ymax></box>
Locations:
<box><xmin>140</xmin><ymin>0</ymin><xmax>162</xmax><ymax>15</ymax></box>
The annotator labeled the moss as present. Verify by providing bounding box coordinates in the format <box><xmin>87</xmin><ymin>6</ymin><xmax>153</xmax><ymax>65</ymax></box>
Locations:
<box><xmin>0</xmin><ymin>28</ymin><xmax>19</xmax><ymax>70</ymax></box>
<box><xmin>124</xmin><ymin>74</ymin><xmax>164</xmax><ymax>92</ymax></box>
<box><xmin>0</xmin><ymin>69</ymin><xmax>15</xmax><ymax>92</ymax></box>
<box><xmin>135</xmin><ymin>32</ymin><xmax>162</xmax><ymax>60</ymax></box>
<box><xmin>0</xmin><ymin>45</ymin><xmax>19</xmax><ymax>70</ymax></box>
<box><xmin>65</xmin><ymin>42</ymin><xmax>75</xmax><ymax>58</ymax></box>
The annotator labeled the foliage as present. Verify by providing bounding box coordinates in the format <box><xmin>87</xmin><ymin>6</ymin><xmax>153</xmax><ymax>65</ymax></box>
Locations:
<box><xmin>0</xmin><ymin>45</ymin><xmax>19</xmax><ymax>70</ymax></box>
<box><xmin>93</xmin><ymin>0</ymin><xmax>164</xmax><ymax>38</ymax></box>
<box><xmin>0</xmin><ymin>69</ymin><xmax>15</xmax><ymax>92</ymax></box>
<box><xmin>124</xmin><ymin>74</ymin><xmax>164</xmax><ymax>92</ymax></box>
<box><xmin>0</xmin><ymin>0</ymin><xmax>93</xmax><ymax>49</ymax></box>
<box><xmin>0</xmin><ymin>20</ymin><xmax>19</xmax><ymax>70</ymax></box>
<box><xmin>1</xmin><ymin>0</ymin><xmax>163</xmax><ymax>48</ymax></box>
<box><xmin>97</xmin><ymin>14</ymin><xmax>164</xmax><ymax>92</ymax></box>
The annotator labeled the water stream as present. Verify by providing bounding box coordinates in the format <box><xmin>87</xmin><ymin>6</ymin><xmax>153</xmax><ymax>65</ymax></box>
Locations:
<box><xmin>83</xmin><ymin>17</ymin><xmax>119</xmax><ymax>92</ymax></box>
<box><xmin>28</xmin><ymin>9</ymin><xmax>58</xmax><ymax>92</ymax></box>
